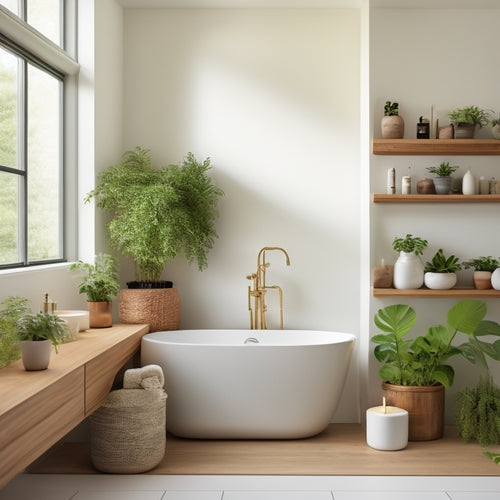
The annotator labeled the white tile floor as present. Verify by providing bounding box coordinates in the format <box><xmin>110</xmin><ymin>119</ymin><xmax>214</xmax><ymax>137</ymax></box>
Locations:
<box><xmin>1</xmin><ymin>475</ymin><xmax>500</xmax><ymax>500</ymax></box>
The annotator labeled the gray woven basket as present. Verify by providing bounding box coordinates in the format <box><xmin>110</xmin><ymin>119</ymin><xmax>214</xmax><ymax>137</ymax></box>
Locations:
<box><xmin>90</xmin><ymin>388</ymin><xmax>167</xmax><ymax>473</ymax></box>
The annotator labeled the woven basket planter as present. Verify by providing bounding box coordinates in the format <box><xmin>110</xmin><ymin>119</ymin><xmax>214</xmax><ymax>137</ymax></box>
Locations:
<box><xmin>119</xmin><ymin>288</ymin><xmax>181</xmax><ymax>332</ymax></box>
<box><xmin>90</xmin><ymin>388</ymin><xmax>167</xmax><ymax>473</ymax></box>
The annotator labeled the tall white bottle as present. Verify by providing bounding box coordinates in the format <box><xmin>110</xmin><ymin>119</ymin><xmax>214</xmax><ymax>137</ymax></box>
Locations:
<box><xmin>462</xmin><ymin>169</ymin><xmax>476</xmax><ymax>195</ymax></box>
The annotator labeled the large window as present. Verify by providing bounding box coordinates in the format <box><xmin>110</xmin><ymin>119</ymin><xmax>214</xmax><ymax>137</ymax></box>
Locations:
<box><xmin>0</xmin><ymin>1</ymin><xmax>77</xmax><ymax>268</ymax></box>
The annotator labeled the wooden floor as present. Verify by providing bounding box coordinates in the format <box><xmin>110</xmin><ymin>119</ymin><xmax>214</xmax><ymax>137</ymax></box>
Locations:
<box><xmin>28</xmin><ymin>424</ymin><xmax>500</xmax><ymax>477</ymax></box>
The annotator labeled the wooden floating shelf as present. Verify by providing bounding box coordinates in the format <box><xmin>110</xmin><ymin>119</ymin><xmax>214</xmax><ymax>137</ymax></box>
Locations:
<box><xmin>372</xmin><ymin>287</ymin><xmax>500</xmax><ymax>298</ymax></box>
<box><xmin>372</xmin><ymin>194</ymin><xmax>500</xmax><ymax>203</ymax></box>
<box><xmin>372</xmin><ymin>139</ymin><xmax>500</xmax><ymax>155</ymax></box>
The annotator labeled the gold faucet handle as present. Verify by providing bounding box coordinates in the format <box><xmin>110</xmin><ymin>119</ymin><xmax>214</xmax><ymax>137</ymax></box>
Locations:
<box><xmin>246</xmin><ymin>273</ymin><xmax>257</xmax><ymax>280</ymax></box>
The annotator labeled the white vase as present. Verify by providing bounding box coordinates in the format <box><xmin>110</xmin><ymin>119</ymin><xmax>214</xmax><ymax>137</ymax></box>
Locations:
<box><xmin>393</xmin><ymin>251</ymin><xmax>424</xmax><ymax>289</ymax></box>
<box><xmin>462</xmin><ymin>169</ymin><xmax>476</xmax><ymax>195</ymax></box>
<box><xmin>424</xmin><ymin>272</ymin><xmax>457</xmax><ymax>290</ymax></box>
<box><xmin>492</xmin><ymin>268</ymin><xmax>500</xmax><ymax>290</ymax></box>
<box><xmin>492</xmin><ymin>124</ymin><xmax>500</xmax><ymax>140</ymax></box>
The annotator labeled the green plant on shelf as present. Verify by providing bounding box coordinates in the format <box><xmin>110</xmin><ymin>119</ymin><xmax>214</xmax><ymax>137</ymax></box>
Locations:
<box><xmin>463</xmin><ymin>256</ymin><xmax>500</xmax><ymax>273</ymax></box>
<box><xmin>392</xmin><ymin>234</ymin><xmax>428</xmax><ymax>256</ymax></box>
<box><xmin>424</xmin><ymin>249</ymin><xmax>461</xmax><ymax>273</ymax></box>
<box><xmin>384</xmin><ymin>101</ymin><xmax>399</xmax><ymax>116</ymax></box>
<box><xmin>426</xmin><ymin>161</ymin><xmax>459</xmax><ymax>177</ymax></box>
<box><xmin>448</xmin><ymin>106</ymin><xmax>492</xmax><ymax>128</ymax></box>
<box><xmin>0</xmin><ymin>296</ymin><xmax>31</xmax><ymax>369</ymax></box>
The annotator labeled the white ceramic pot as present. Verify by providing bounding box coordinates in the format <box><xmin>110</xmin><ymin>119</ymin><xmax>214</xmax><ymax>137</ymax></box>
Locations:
<box><xmin>393</xmin><ymin>251</ymin><xmax>424</xmax><ymax>289</ymax></box>
<box><xmin>424</xmin><ymin>272</ymin><xmax>457</xmax><ymax>290</ymax></box>
<box><xmin>20</xmin><ymin>339</ymin><xmax>52</xmax><ymax>371</ymax></box>
<box><xmin>462</xmin><ymin>169</ymin><xmax>476</xmax><ymax>195</ymax></box>
<box><xmin>492</xmin><ymin>124</ymin><xmax>500</xmax><ymax>140</ymax></box>
<box><xmin>491</xmin><ymin>268</ymin><xmax>500</xmax><ymax>290</ymax></box>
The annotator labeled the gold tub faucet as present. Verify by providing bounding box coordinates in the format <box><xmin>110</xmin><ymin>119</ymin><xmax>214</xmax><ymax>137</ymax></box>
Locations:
<box><xmin>246</xmin><ymin>247</ymin><xmax>290</xmax><ymax>330</ymax></box>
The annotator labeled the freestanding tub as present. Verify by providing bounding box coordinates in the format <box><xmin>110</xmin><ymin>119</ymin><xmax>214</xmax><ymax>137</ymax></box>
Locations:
<box><xmin>141</xmin><ymin>329</ymin><xmax>355</xmax><ymax>439</ymax></box>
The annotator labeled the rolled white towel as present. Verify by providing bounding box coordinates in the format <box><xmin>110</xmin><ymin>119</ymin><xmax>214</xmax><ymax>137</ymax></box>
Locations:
<box><xmin>123</xmin><ymin>364</ymin><xmax>164</xmax><ymax>389</ymax></box>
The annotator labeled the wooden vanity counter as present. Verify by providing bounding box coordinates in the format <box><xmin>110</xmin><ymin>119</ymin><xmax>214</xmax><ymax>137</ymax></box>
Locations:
<box><xmin>0</xmin><ymin>323</ymin><xmax>149</xmax><ymax>489</ymax></box>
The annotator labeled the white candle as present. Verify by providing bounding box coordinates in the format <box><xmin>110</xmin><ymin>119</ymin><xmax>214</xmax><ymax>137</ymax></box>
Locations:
<box><xmin>366</xmin><ymin>398</ymin><xmax>408</xmax><ymax>451</ymax></box>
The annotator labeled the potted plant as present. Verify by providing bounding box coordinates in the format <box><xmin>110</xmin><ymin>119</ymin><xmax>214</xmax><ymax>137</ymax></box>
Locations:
<box><xmin>86</xmin><ymin>148</ymin><xmax>224</xmax><ymax>332</ymax></box>
<box><xmin>448</xmin><ymin>106</ymin><xmax>492</xmax><ymax>139</ymax></box>
<box><xmin>492</xmin><ymin>115</ymin><xmax>500</xmax><ymax>140</ymax></box>
<box><xmin>0</xmin><ymin>296</ymin><xmax>31</xmax><ymax>369</ymax></box>
<box><xmin>381</xmin><ymin>101</ymin><xmax>404</xmax><ymax>139</ymax></box>
<box><xmin>15</xmin><ymin>312</ymin><xmax>68</xmax><ymax>370</ymax></box>
<box><xmin>70</xmin><ymin>253</ymin><xmax>121</xmax><ymax>328</ymax></box>
<box><xmin>424</xmin><ymin>248</ymin><xmax>461</xmax><ymax>290</ymax></box>
<box><xmin>426</xmin><ymin>161</ymin><xmax>459</xmax><ymax>194</ymax></box>
<box><xmin>373</xmin><ymin>299</ymin><xmax>500</xmax><ymax>440</ymax></box>
<box><xmin>392</xmin><ymin>234</ymin><xmax>428</xmax><ymax>289</ymax></box>
<box><xmin>463</xmin><ymin>256</ymin><xmax>499</xmax><ymax>290</ymax></box>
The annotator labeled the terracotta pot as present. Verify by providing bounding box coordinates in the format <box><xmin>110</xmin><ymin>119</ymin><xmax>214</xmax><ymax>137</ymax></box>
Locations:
<box><xmin>88</xmin><ymin>301</ymin><xmax>113</xmax><ymax>328</ymax></box>
<box><xmin>381</xmin><ymin>115</ymin><xmax>404</xmax><ymax>139</ymax></box>
<box><xmin>474</xmin><ymin>271</ymin><xmax>492</xmax><ymax>290</ymax></box>
<box><xmin>119</xmin><ymin>287</ymin><xmax>181</xmax><ymax>332</ymax></box>
<box><xmin>382</xmin><ymin>382</ymin><xmax>445</xmax><ymax>441</ymax></box>
<box><xmin>20</xmin><ymin>339</ymin><xmax>52</xmax><ymax>371</ymax></box>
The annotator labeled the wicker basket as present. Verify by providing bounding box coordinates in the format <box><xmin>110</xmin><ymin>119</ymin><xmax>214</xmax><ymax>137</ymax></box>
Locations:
<box><xmin>90</xmin><ymin>388</ymin><xmax>167</xmax><ymax>473</ymax></box>
<box><xmin>119</xmin><ymin>288</ymin><xmax>181</xmax><ymax>332</ymax></box>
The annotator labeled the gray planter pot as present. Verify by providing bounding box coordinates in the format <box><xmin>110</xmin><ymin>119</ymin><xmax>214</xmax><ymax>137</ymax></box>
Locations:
<box><xmin>20</xmin><ymin>339</ymin><xmax>52</xmax><ymax>371</ymax></box>
<box><xmin>432</xmin><ymin>176</ymin><xmax>452</xmax><ymax>194</ymax></box>
<box><xmin>453</xmin><ymin>123</ymin><xmax>476</xmax><ymax>139</ymax></box>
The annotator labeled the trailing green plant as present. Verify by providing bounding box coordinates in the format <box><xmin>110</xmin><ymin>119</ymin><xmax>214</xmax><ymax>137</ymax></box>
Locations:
<box><xmin>372</xmin><ymin>300</ymin><xmax>500</xmax><ymax>388</ymax></box>
<box><xmin>448</xmin><ymin>106</ymin><xmax>492</xmax><ymax>128</ymax></box>
<box><xmin>86</xmin><ymin>148</ymin><xmax>224</xmax><ymax>282</ymax></box>
<box><xmin>384</xmin><ymin>101</ymin><xmax>399</xmax><ymax>116</ymax></box>
<box><xmin>455</xmin><ymin>375</ymin><xmax>500</xmax><ymax>447</ymax></box>
<box><xmin>15</xmin><ymin>312</ymin><xmax>68</xmax><ymax>353</ymax></box>
<box><xmin>424</xmin><ymin>249</ymin><xmax>461</xmax><ymax>273</ymax></box>
<box><xmin>392</xmin><ymin>234</ymin><xmax>428</xmax><ymax>256</ymax></box>
<box><xmin>70</xmin><ymin>253</ymin><xmax>120</xmax><ymax>302</ymax></box>
<box><xmin>426</xmin><ymin>161</ymin><xmax>459</xmax><ymax>177</ymax></box>
<box><xmin>463</xmin><ymin>256</ymin><xmax>499</xmax><ymax>273</ymax></box>
<box><xmin>0</xmin><ymin>296</ymin><xmax>31</xmax><ymax>368</ymax></box>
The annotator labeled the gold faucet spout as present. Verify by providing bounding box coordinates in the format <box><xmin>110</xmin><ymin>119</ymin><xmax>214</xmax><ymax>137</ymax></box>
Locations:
<box><xmin>246</xmin><ymin>247</ymin><xmax>291</xmax><ymax>330</ymax></box>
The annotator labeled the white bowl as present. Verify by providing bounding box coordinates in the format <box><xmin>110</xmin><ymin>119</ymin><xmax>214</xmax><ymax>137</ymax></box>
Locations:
<box><xmin>54</xmin><ymin>310</ymin><xmax>89</xmax><ymax>332</ymax></box>
<box><xmin>424</xmin><ymin>272</ymin><xmax>457</xmax><ymax>290</ymax></box>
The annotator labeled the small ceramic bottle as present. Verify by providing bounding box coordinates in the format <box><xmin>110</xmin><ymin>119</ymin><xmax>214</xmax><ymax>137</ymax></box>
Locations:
<box><xmin>462</xmin><ymin>169</ymin><xmax>476</xmax><ymax>195</ymax></box>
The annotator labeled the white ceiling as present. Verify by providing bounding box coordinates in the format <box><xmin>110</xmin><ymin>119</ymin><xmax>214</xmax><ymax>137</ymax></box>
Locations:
<box><xmin>116</xmin><ymin>0</ymin><xmax>500</xmax><ymax>8</ymax></box>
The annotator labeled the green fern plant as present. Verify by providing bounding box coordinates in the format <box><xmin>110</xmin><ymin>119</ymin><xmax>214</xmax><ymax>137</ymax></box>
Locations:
<box><xmin>455</xmin><ymin>375</ymin><xmax>500</xmax><ymax>447</ymax></box>
<box><xmin>86</xmin><ymin>148</ymin><xmax>224</xmax><ymax>282</ymax></box>
<box><xmin>0</xmin><ymin>296</ymin><xmax>31</xmax><ymax>368</ymax></box>
<box><xmin>15</xmin><ymin>312</ymin><xmax>68</xmax><ymax>353</ymax></box>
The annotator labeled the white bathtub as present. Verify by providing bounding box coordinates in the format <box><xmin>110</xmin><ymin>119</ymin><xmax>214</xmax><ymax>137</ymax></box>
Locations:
<box><xmin>141</xmin><ymin>329</ymin><xmax>355</xmax><ymax>439</ymax></box>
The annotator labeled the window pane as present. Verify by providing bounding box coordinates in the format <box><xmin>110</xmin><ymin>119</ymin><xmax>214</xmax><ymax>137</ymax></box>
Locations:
<box><xmin>27</xmin><ymin>62</ymin><xmax>61</xmax><ymax>261</ymax></box>
<box><xmin>0</xmin><ymin>171</ymin><xmax>20</xmax><ymax>265</ymax></box>
<box><xmin>27</xmin><ymin>0</ymin><xmax>61</xmax><ymax>47</ymax></box>
<box><xmin>0</xmin><ymin>47</ymin><xmax>18</xmax><ymax>169</ymax></box>
<box><xmin>0</xmin><ymin>0</ymin><xmax>19</xmax><ymax>16</ymax></box>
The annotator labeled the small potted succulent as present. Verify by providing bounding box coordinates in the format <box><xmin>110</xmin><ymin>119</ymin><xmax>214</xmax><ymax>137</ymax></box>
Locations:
<box><xmin>392</xmin><ymin>234</ymin><xmax>428</xmax><ymax>289</ymax></box>
<box><xmin>15</xmin><ymin>312</ymin><xmax>68</xmax><ymax>370</ymax></box>
<box><xmin>463</xmin><ymin>256</ymin><xmax>499</xmax><ymax>290</ymax></box>
<box><xmin>426</xmin><ymin>161</ymin><xmax>459</xmax><ymax>194</ymax></box>
<box><xmin>424</xmin><ymin>249</ymin><xmax>461</xmax><ymax>290</ymax></box>
<box><xmin>448</xmin><ymin>106</ymin><xmax>492</xmax><ymax>139</ymax></box>
<box><xmin>70</xmin><ymin>253</ymin><xmax>120</xmax><ymax>328</ymax></box>
<box><xmin>381</xmin><ymin>101</ymin><xmax>404</xmax><ymax>139</ymax></box>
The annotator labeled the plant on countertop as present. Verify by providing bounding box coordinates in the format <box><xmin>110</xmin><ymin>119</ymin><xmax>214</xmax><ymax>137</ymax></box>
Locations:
<box><xmin>426</xmin><ymin>161</ymin><xmax>459</xmax><ymax>177</ymax></box>
<box><xmin>448</xmin><ymin>106</ymin><xmax>492</xmax><ymax>128</ymax></box>
<box><xmin>372</xmin><ymin>300</ymin><xmax>500</xmax><ymax>388</ymax></box>
<box><xmin>0</xmin><ymin>296</ymin><xmax>31</xmax><ymax>368</ymax></box>
<box><xmin>392</xmin><ymin>234</ymin><xmax>428</xmax><ymax>256</ymax></box>
<box><xmin>463</xmin><ymin>256</ymin><xmax>500</xmax><ymax>273</ymax></box>
<box><xmin>85</xmin><ymin>148</ymin><xmax>224</xmax><ymax>283</ymax></box>
<box><xmin>15</xmin><ymin>311</ymin><xmax>68</xmax><ymax>353</ymax></box>
<box><xmin>384</xmin><ymin>101</ymin><xmax>399</xmax><ymax>116</ymax></box>
<box><xmin>424</xmin><ymin>249</ymin><xmax>461</xmax><ymax>273</ymax></box>
<box><xmin>70</xmin><ymin>253</ymin><xmax>120</xmax><ymax>302</ymax></box>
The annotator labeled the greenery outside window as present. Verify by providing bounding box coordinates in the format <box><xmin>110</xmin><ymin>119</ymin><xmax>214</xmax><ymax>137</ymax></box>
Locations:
<box><xmin>0</xmin><ymin>1</ymin><xmax>78</xmax><ymax>269</ymax></box>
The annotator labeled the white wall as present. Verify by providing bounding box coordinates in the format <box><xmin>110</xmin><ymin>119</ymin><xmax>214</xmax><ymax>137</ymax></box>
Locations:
<box><xmin>369</xmin><ymin>8</ymin><xmax>500</xmax><ymax>419</ymax></box>
<box><xmin>122</xmin><ymin>8</ymin><xmax>361</xmax><ymax>421</ymax></box>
